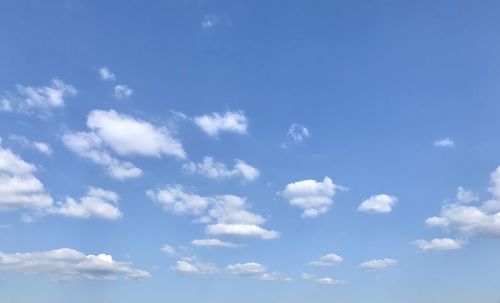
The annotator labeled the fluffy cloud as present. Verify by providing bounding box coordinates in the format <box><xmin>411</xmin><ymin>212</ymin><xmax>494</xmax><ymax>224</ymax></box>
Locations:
<box><xmin>146</xmin><ymin>185</ymin><xmax>279</xmax><ymax>240</ymax></box>
<box><xmin>358</xmin><ymin>194</ymin><xmax>398</xmax><ymax>214</ymax></box>
<box><xmin>8</xmin><ymin>135</ymin><xmax>52</xmax><ymax>156</ymax></box>
<box><xmin>194</xmin><ymin>111</ymin><xmax>247</xmax><ymax>136</ymax></box>
<box><xmin>173</xmin><ymin>257</ymin><xmax>218</xmax><ymax>276</ymax></box>
<box><xmin>434</xmin><ymin>138</ymin><xmax>455</xmax><ymax>148</ymax></box>
<box><xmin>226</xmin><ymin>262</ymin><xmax>289</xmax><ymax>281</ymax></box>
<box><xmin>114</xmin><ymin>85</ymin><xmax>133</xmax><ymax>99</ymax></box>
<box><xmin>191</xmin><ymin>238</ymin><xmax>240</xmax><ymax>248</ymax></box>
<box><xmin>310</xmin><ymin>253</ymin><xmax>343</xmax><ymax>266</ymax></box>
<box><xmin>288</xmin><ymin>124</ymin><xmax>310</xmax><ymax>142</ymax></box>
<box><xmin>414</xmin><ymin>238</ymin><xmax>464</xmax><ymax>252</ymax></box>
<box><xmin>98</xmin><ymin>67</ymin><xmax>116</xmax><ymax>81</ymax></box>
<box><xmin>0</xmin><ymin>146</ymin><xmax>54</xmax><ymax>211</ymax></box>
<box><xmin>0</xmin><ymin>248</ymin><xmax>150</xmax><ymax>281</ymax></box>
<box><xmin>359</xmin><ymin>258</ymin><xmax>397</xmax><ymax>271</ymax></box>
<box><xmin>183</xmin><ymin>157</ymin><xmax>260</xmax><ymax>183</ymax></box>
<box><xmin>63</xmin><ymin>109</ymin><xmax>185</xmax><ymax>179</ymax></box>
<box><xmin>281</xmin><ymin>177</ymin><xmax>343</xmax><ymax>217</ymax></box>
<box><xmin>0</xmin><ymin>79</ymin><xmax>76</xmax><ymax>115</ymax></box>
<box><xmin>52</xmin><ymin>187</ymin><xmax>122</xmax><ymax>220</ymax></box>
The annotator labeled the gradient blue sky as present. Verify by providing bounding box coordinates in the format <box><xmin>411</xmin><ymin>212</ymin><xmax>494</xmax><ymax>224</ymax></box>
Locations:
<box><xmin>1</xmin><ymin>1</ymin><xmax>500</xmax><ymax>302</ymax></box>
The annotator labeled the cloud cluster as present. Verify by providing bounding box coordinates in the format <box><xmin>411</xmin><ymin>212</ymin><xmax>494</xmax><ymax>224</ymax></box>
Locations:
<box><xmin>358</xmin><ymin>194</ymin><xmax>398</xmax><ymax>214</ymax></box>
<box><xmin>281</xmin><ymin>177</ymin><xmax>343</xmax><ymax>217</ymax></box>
<box><xmin>183</xmin><ymin>156</ymin><xmax>259</xmax><ymax>183</ymax></box>
<box><xmin>0</xmin><ymin>248</ymin><xmax>150</xmax><ymax>280</ymax></box>
<box><xmin>63</xmin><ymin>109</ymin><xmax>185</xmax><ymax>180</ymax></box>
<box><xmin>146</xmin><ymin>185</ymin><xmax>279</xmax><ymax>240</ymax></box>
<box><xmin>194</xmin><ymin>111</ymin><xmax>248</xmax><ymax>136</ymax></box>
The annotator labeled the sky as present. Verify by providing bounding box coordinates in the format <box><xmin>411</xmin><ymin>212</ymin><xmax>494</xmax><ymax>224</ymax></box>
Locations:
<box><xmin>1</xmin><ymin>0</ymin><xmax>500</xmax><ymax>302</ymax></box>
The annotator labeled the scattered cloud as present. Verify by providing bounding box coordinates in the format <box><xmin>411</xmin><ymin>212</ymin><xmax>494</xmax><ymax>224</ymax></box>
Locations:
<box><xmin>146</xmin><ymin>185</ymin><xmax>279</xmax><ymax>240</ymax></box>
<box><xmin>191</xmin><ymin>238</ymin><xmax>240</xmax><ymax>248</ymax></box>
<box><xmin>288</xmin><ymin>124</ymin><xmax>310</xmax><ymax>142</ymax></box>
<box><xmin>173</xmin><ymin>257</ymin><xmax>218</xmax><ymax>276</ymax></box>
<box><xmin>194</xmin><ymin>111</ymin><xmax>247</xmax><ymax>136</ymax></box>
<box><xmin>434</xmin><ymin>138</ymin><xmax>455</xmax><ymax>148</ymax></box>
<box><xmin>414</xmin><ymin>238</ymin><xmax>464</xmax><ymax>252</ymax></box>
<box><xmin>281</xmin><ymin>177</ymin><xmax>344</xmax><ymax>217</ymax></box>
<box><xmin>226</xmin><ymin>262</ymin><xmax>289</xmax><ymax>281</ymax></box>
<box><xmin>358</xmin><ymin>194</ymin><xmax>398</xmax><ymax>214</ymax></box>
<box><xmin>114</xmin><ymin>85</ymin><xmax>133</xmax><ymax>100</ymax></box>
<box><xmin>98</xmin><ymin>67</ymin><xmax>116</xmax><ymax>81</ymax></box>
<box><xmin>310</xmin><ymin>253</ymin><xmax>343</xmax><ymax>266</ymax></box>
<box><xmin>161</xmin><ymin>244</ymin><xmax>177</xmax><ymax>257</ymax></box>
<box><xmin>315</xmin><ymin>277</ymin><xmax>346</xmax><ymax>285</ymax></box>
<box><xmin>183</xmin><ymin>156</ymin><xmax>259</xmax><ymax>183</ymax></box>
<box><xmin>359</xmin><ymin>258</ymin><xmax>397</xmax><ymax>271</ymax></box>
<box><xmin>0</xmin><ymin>248</ymin><xmax>151</xmax><ymax>281</ymax></box>
<box><xmin>201</xmin><ymin>14</ymin><xmax>221</xmax><ymax>29</ymax></box>
<box><xmin>0</xmin><ymin>79</ymin><xmax>76</xmax><ymax>115</ymax></box>
<box><xmin>8</xmin><ymin>135</ymin><xmax>52</xmax><ymax>156</ymax></box>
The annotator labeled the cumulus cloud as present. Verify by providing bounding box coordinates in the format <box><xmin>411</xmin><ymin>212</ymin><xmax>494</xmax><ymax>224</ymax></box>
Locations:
<box><xmin>288</xmin><ymin>124</ymin><xmax>310</xmax><ymax>142</ymax></box>
<box><xmin>226</xmin><ymin>262</ymin><xmax>289</xmax><ymax>281</ymax></box>
<box><xmin>98</xmin><ymin>67</ymin><xmax>116</xmax><ymax>81</ymax></box>
<box><xmin>191</xmin><ymin>238</ymin><xmax>240</xmax><ymax>248</ymax></box>
<box><xmin>183</xmin><ymin>157</ymin><xmax>260</xmax><ymax>183</ymax></box>
<box><xmin>281</xmin><ymin>177</ymin><xmax>344</xmax><ymax>217</ymax></box>
<box><xmin>173</xmin><ymin>257</ymin><xmax>218</xmax><ymax>276</ymax></box>
<box><xmin>63</xmin><ymin>109</ymin><xmax>185</xmax><ymax>179</ymax></box>
<box><xmin>0</xmin><ymin>79</ymin><xmax>76</xmax><ymax>115</ymax></box>
<box><xmin>359</xmin><ymin>258</ymin><xmax>397</xmax><ymax>271</ymax></box>
<box><xmin>434</xmin><ymin>138</ymin><xmax>455</xmax><ymax>148</ymax></box>
<box><xmin>146</xmin><ymin>185</ymin><xmax>279</xmax><ymax>240</ymax></box>
<box><xmin>358</xmin><ymin>194</ymin><xmax>398</xmax><ymax>214</ymax></box>
<box><xmin>8</xmin><ymin>135</ymin><xmax>52</xmax><ymax>156</ymax></box>
<box><xmin>114</xmin><ymin>85</ymin><xmax>133</xmax><ymax>100</ymax></box>
<box><xmin>194</xmin><ymin>111</ymin><xmax>247</xmax><ymax>136</ymax></box>
<box><xmin>52</xmin><ymin>187</ymin><xmax>122</xmax><ymax>220</ymax></box>
<box><xmin>414</xmin><ymin>238</ymin><xmax>464</xmax><ymax>252</ymax></box>
<box><xmin>310</xmin><ymin>253</ymin><xmax>343</xmax><ymax>266</ymax></box>
<box><xmin>0</xmin><ymin>248</ymin><xmax>150</xmax><ymax>281</ymax></box>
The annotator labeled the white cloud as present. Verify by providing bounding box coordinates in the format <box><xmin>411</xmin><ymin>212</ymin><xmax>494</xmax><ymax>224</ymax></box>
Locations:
<box><xmin>281</xmin><ymin>177</ymin><xmax>343</xmax><ymax>217</ymax></box>
<box><xmin>52</xmin><ymin>187</ymin><xmax>122</xmax><ymax>220</ymax></box>
<box><xmin>315</xmin><ymin>277</ymin><xmax>346</xmax><ymax>285</ymax></box>
<box><xmin>225</xmin><ymin>262</ymin><xmax>288</xmax><ymax>281</ymax></box>
<box><xmin>114</xmin><ymin>85</ymin><xmax>133</xmax><ymax>99</ymax></box>
<box><xmin>201</xmin><ymin>14</ymin><xmax>221</xmax><ymax>29</ymax></box>
<box><xmin>191</xmin><ymin>238</ymin><xmax>240</xmax><ymax>248</ymax></box>
<box><xmin>414</xmin><ymin>238</ymin><xmax>464</xmax><ymax>252</ymax></box>
<box><xmin>359</xmin><ymin>258</ymin><xmax>397</xmax><ymax>271</ymax></box>
<box><xmin>194</xmin><ymin>111</ymin><xmax>248</xmax><ymax>136</ymax></box>
<box><xmin>63</xmin><ymin>109</ymin><xmax>185</xmax><ymax>179</ymax></box>
<box><xmin>456</xmin><ymin>186</ymin><xmax>479</xmax><ymax>204</ymax></box>
<box><xmin>161</xmin><ymin>244</ymin><xmax>177</xmax><ymax>256</ymax></box>
<box><xmin>302</xmin><ymin>273</ymin><xmax>315</xmax><ymax>280</ymax></box>
<box><xmin>183</xmin><ymin>157</ymin><xmax>259</xmax><ymax>183</ymax></box>
<box><xmin>146</xmin><ymin>186</ymin><xmax>279</xmax><ymax>240</ymax></box>
<box><xmin>434</xmin><ymin>138</ymin><xmax>455</xmax><ymax>148</ymax></box>
<box><xmin>310</xmin><ymin>253</ymin><xmax>343</xmax><ymax>266</ymax></box>
<box><xmin>173</xmin><ymin>258</ymin><xmax>218</xmax><ymax>276</ymax></box>
<box><xmin>1</xmin><ymin>79</ymin><xmax>76</xmax><ymax>115</ymax></box>
<box><xmin>0</xmin><ymin>248</ymin><xmax>150</xmax><ymax>281</ymax></box>
<box><xmin>358</xmin><ymin>194</ymin><xmax>398</xmax><ymax>214</ymax></box>
<box><xmin>8</xmin><ymin>135</ymin><xmax>52</xmax><ymax>156</ymax></box>
<box><xmin>0</xmin><ymin>146</ymin><xmax>54</xmax><ymax>211</ymax></box>
<box><xmin>98</xmin><ymin>67</ymin><xmax>116</xmax><ymax>81</ymax></box>
<box><xmin>288</xmin><ymin>124</ymin><xmax>310</xmax><ymax>142</ymax></box>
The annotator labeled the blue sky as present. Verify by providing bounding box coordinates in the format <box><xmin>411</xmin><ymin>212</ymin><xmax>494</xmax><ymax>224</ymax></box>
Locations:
<box><xmin>1</xmin><ymin>0</ymin><xmax>500</xmax><ymax>302</ymax></box>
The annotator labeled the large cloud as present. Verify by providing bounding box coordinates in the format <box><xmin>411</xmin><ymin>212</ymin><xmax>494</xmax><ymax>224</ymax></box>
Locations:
<box><xmin>0</xmin><ymin>248</ymin><xmax>150</xmax><ymax>281</ymax></box>
<box><xmin>194</xmin><ymin>111</ymin><xmax>247</xmax><ymax>136</ymax></box>
<box><xmin>146</xmin><ymin>185</ymin><xmax>279</xmax><ymax>240</ymax></box>
<box><xmin>281</xmin><ymin>177</ymin><xmax>344</xmax><ymax>217</ymax></box>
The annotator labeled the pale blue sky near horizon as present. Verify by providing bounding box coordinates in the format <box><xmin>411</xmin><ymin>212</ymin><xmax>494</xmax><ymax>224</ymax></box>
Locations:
<box><xmin>1</xmin><ymin>1</ymin><xmax>500</xmax><ymax>302</ymax></box>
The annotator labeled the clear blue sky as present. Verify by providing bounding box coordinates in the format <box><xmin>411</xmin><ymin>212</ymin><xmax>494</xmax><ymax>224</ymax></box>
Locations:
<box><xmin>1</xmin><ymin>1</ymin><xmax>500</xmax><ymax>302</ymax></box>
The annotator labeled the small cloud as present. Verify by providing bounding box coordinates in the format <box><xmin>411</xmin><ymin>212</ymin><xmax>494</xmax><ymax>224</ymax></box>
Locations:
<box><xmin>201</xmin><ymin>14</ymin><xmax>221</xmax><ymax>29</ymax></box>
<box><xmin>414</xmin><ymin>238</ymin><xmax>464</xmax><ymax>252</ymax></box>
<box><xmin>434</xmin><ymin>138</ymin><xmax>455</xmax><ymax>148</ymax></box>
<box><xmin>194</xmin><ymin>110</ymin><xmax>248</xmax><ymax>136</ymax></box>
<box><xmin>358</xmin><ymin>194</ymin><xmax>398</xmax><ymax>214</ymax></box>
<box><xmin>191</xmin><ymin>238</ymin><xmax>240</xmax><ymax>248</ymax></box>
<box><xmin>161</xmin><ymin>244</ymin><xmax>177</xmax><ymax>256</ymax></box>
<box><xmin>98</xmin><ymin>67</ymin><xmax>116</xmax><ymax>81</ymax></box>
<box><xmin>456</xmin><ymin>187</ymin><xmax>479</xmax><ymax>204</ymax></box>
<box><xmin>314</xmin><ymin>277</ymin><xmax>346</xmax><ymax>285</ymax></box>
<box><xmin>310</xmin><ymin>253</ymin><xmax>343</xmax><ymax>266</ymax></box>
<box><xmin>288</xmin><ymin>124</ymin><xmax>310</xmax><ymax>142</ymax></box>
<box><xmin>359</xmin><ymin>258</ymin><xmax>397</xmax><ymax>271</ymax></box>
<box><xmin>114</xmin><ymin>85</ymin><xmax>133</xmax><ymax>99</ymax></box>
<box><xmin>9</xmin><ymin>134</ymin><xmax>52</xmax><ymax>156</ymax></box>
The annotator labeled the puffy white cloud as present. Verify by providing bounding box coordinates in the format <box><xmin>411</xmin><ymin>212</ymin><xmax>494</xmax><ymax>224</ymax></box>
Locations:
<box><xmin>114</xmin><ymin>85</ymin><xmax>133</xmax><ymax>99</ymax></box>
<box><xmin>0</xmin><ymin>248</ymin><xmax>150</xmax><ymax>281</ymax></box>
<box><xmin>315</xmin><ymin>277</ymin><xmax>346</xmax><ymax>285</ymax></box>
<box><xmin>358</xmin><ymin>194</ymin><xmax>398</xmax><ymax>214</ymax></box>
<box><xmin>98</xmin><ymin>67</ymin><xmax>116</xmax><ymax>81</ymax></box>
<box><xmin>194</xmin><ymin>111</ymin><xmax>247</xmax><ymax>136</ymax></box>
<box><xmin>281</xmin><ymin>177</ymin><xmax>343</xmax><ymax>217</ymax></box>
<box><xmin>52</xmin><ymin>187</ymin><xmax>122</xmax><ymax>220</ymax></box>
<box><xmin>1</xmin><ymin>79</ymin><xmax>76</xmax><ymax>115</ymax></box>
<box><xmin>63</xmin><ymin>109</ymin><xmax>185</xmax><ymax>179</ymax></box>
<box><xmin>434</xmin><ymin>138</ymin><xmax>455</xmax><ymax>148</ymax></box>
<box><xmin>288</xmin><ymin>124</ymin><xmax>310</xmax><ymax>142</ymax></box>
<box><xmin>0</xmin><ymin>146</ymin><xmax>54</xmax><ymax>211</ymax></box>
<box><xmin>359</xmin><ymin>258</ymin><xmax>397</xmax><ymax>271</ymax></box>
<box><xmin>8</xmin><ymin>135</ymin><xmax>52</xmax><ymax>156</ymax></box>
<box><xmin>146</xmin><ymin>186</ymin><xmax>279</xmax><ymax>240</ymax></box>
<box><xmin>191</xmin><ymin>238</ymin><xmax>240</xmax><ymax>248</ymax></box>
<box><xmin>310</xmin><ymin>253</ymin><xmax>343</xmax><ymax>266</ymax></box>
<box><xmin>161</xmin><ymin>244</ymin><xmax>177</xmax><ymax>256</ymax></box>
<box><xmin>414</xmin><ymin>238</ymin><xmax>464</xmax><ymax>252</ymax></box>
<box><xmin>183</xmin><ymin>157</ymin><xmax>260</xmax><ymax>183</ymax></box>
<box><xmin>173</xmin><ymin>258</ymin><xmax>218</xmax><ymax>276</ymax></box>
<box><xmin>456</xmin><ymin>186</ymin><xmax>479</xmax><ymax>203</ymax></box>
